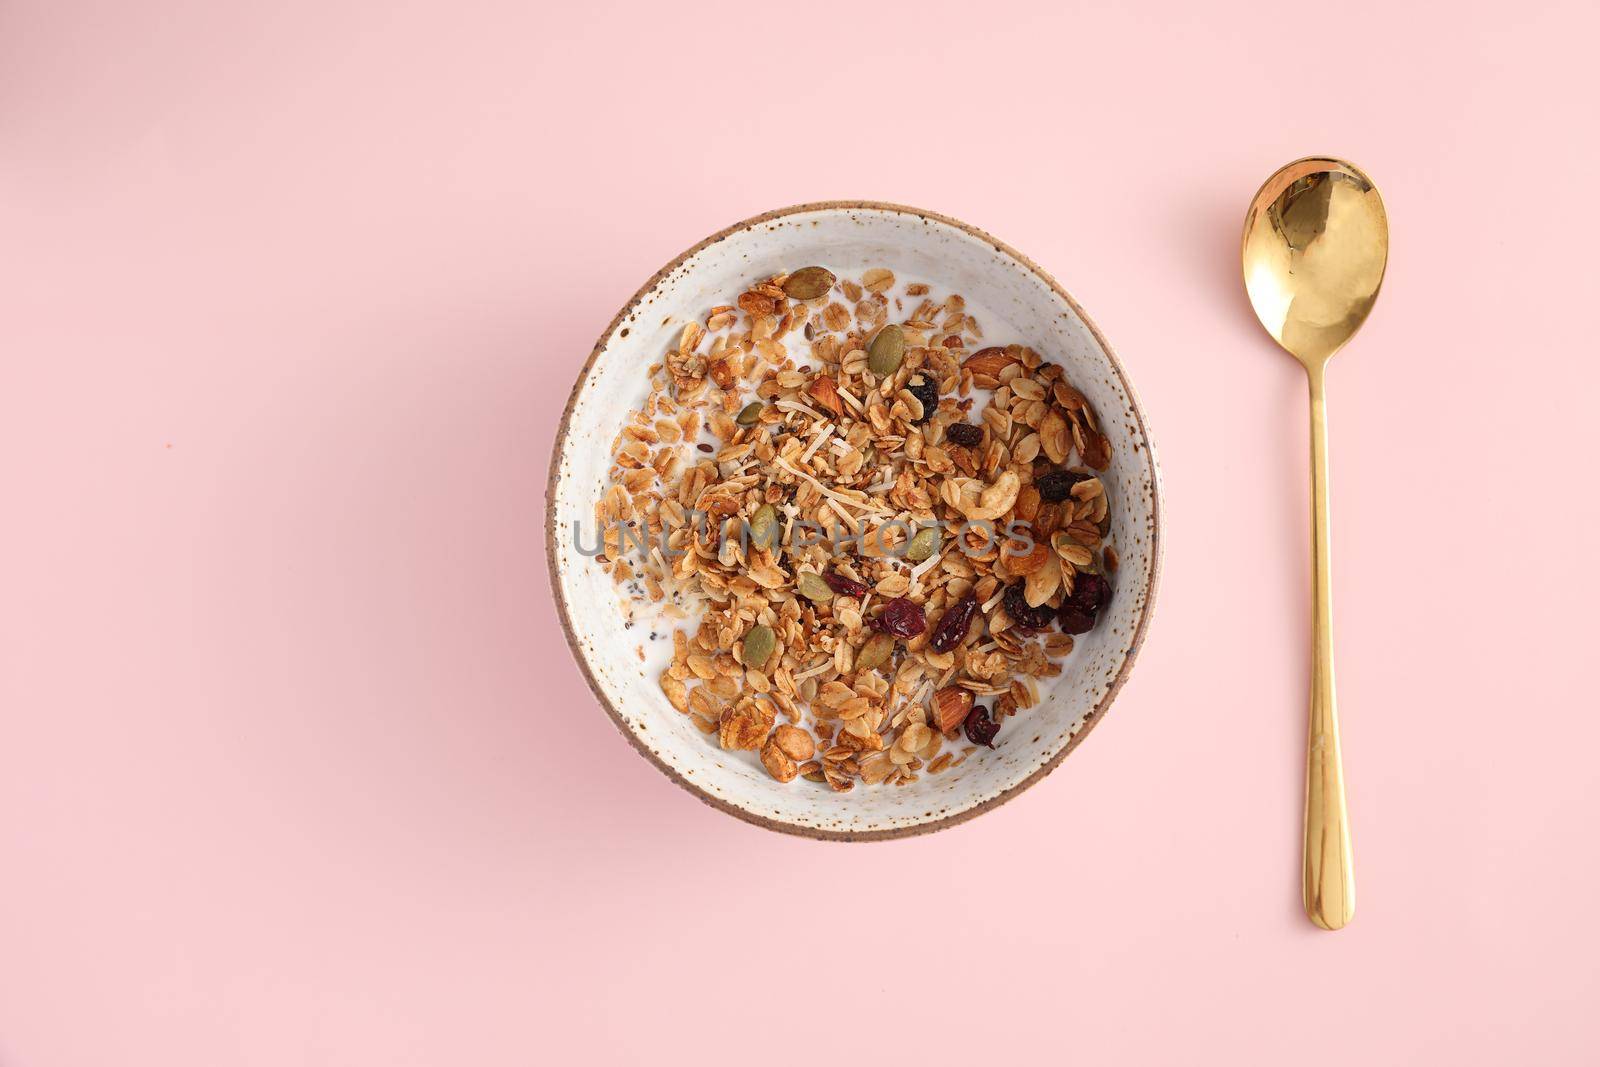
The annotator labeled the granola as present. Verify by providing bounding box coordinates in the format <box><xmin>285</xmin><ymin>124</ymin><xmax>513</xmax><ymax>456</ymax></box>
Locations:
<box><xmin>595</xmin><ymin>265</ymin><xmax>1117</xmax><ymax>789</ymax></box>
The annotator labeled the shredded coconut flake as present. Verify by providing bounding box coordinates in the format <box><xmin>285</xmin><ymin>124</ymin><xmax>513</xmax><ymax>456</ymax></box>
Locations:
<box><xmin>774</xmin><ymin>398</ymin><xmax>828</xmax><ymax>421</ymax></box>
<box><xmin>910</xmin><ymin>546</ymin><xmax>946</xmax><ymax>580</ymax></box>
<box><xmin>775</xmin><ymin>456</ymin><xmax>889</xmax><ymax>515</ymax></box>
<box><xmin>800</xmin><ymin>423</ymin><xmax>834</xmax><ymax>463</ymax></box>
<box><xmin>793</xmin><ymin>658</ymin><xmax>836</xmax><ymax>682</ymax></box>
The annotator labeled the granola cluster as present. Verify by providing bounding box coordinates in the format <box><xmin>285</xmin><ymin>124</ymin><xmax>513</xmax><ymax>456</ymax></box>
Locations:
<box><xmin>596</xmin><ymin>266</ymin><xmax>1118</xmax><ymax>790</ymax></box>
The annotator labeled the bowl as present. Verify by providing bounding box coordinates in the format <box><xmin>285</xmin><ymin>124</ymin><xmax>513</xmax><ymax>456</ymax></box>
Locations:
<box><xmin>546</xmin><ymin>201</ymin><xmax>1162</xmax><ymax>839</ymax></box>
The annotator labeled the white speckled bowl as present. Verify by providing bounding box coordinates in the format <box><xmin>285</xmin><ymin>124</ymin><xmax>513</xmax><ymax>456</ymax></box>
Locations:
<box><xmin>547</xmin><ymin>202</ymin><xmax>1162</xmax><ymax>840</ymax></box>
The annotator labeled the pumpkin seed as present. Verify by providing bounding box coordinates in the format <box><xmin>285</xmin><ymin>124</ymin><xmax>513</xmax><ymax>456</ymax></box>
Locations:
<box><xmin>796</xmin><ymin>571</ymin><xmax>834</xmax><ymax>602</ymax></box>
<box><xmin>736</xmin><ymin>401</ymin><xmax>764</xmax><ymax>426</ymax></box>
<box><xmin>781</xmin><ymin>266</ymin><xmax>835</xmax><ymax>301</ymax></box>
<box><xmin>855</xmin><ymin>632</ymin><xmax>895</xmax><ymax>673</ymax></box>
<box><xmin>750</xmin><ymin>503</ymin><xmax>779</xmax><ymax>546</ymax></box>
<box><xmin>905</xmin><ymin>526</ymin><xmax>940</xmax><ymax>563</ymax></box>
<box><xmin>867</xmin><ymin>324</ymin><xmax>905</xmax><ymax>378</ymax></box>
<box><xmin>743</xmin><ymin>624</ymin><xmax>775</xmax><ymax>668</ymax></box>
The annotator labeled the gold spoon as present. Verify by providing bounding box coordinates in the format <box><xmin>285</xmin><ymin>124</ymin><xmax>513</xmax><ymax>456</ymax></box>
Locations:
<box><xmin>1242</xmin><ymin>157</ymin><xmax>1388</xmax><ymax>931</ymax></box>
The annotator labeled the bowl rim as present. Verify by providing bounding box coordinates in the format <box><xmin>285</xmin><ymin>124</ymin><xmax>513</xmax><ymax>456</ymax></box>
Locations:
<box><xmin>545</xmin><ymin>200</ymin><xmax>1164</xmax><ymax>841</ymax></box>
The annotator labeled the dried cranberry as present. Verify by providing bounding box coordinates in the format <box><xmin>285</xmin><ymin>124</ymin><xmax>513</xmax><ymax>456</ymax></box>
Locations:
<box><xmin>1058</xmin><ymin>606</ymin><xmax>1096</xmax><ymax>635</ymax></box>
<box><xmin>1056</xmin><ymin>572</ymin><xmax>1109</xmax><ymax>635</ymax></box>
<box><xmin>1068</xmin><ymin>572</ymin><xmax>1112</xmax><ymax>614</ymax></box>
<box><xmin>929</xmin><ymin>592</ymin><xmax>979</xmax><ymax>652</ymax></box>
<box><xmin>1002</xmin><ymin>582</ymin><xmax>1055</xmax><ymax>631</ymax></box>
<box><xmin>964</xmin><ymin>705</ymin><xmax>1000</xmax><ymax>747</ymax></box>
<box><xmin>945</xmin><ymin>422</ymin><xmax>983</xmax><ymax>448</ymax></box>
<box><xmin>873</xmin><ymin>597</ymin><xmax>927</xmax><ymax>637</ymax></box>
<box><xmin>823</xmin><ymin>569</ymin><xmax>870</xmax><ymax>599</ymax></box>
<box><xmin>906</xmin><ymin>374</ymin><xmax>939</xmax><ymax>424</ymax></box>
<box><xmin>1036</xmin><ymin>469</ymin><xmax>1087</xmax><ymax>502</ymax></box>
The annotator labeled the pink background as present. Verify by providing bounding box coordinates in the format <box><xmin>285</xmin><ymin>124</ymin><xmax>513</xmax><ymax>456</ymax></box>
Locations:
<box><xmin>3</xmin><ymin>1</ymin><xmax>1596</xmax><ymax>1064</ymax></box>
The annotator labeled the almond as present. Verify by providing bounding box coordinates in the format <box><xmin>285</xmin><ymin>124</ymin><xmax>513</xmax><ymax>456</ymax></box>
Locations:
<box><xmin>807</xmin><ymin>375</ymin><xmax>843</xmax><ymax>418</ymax></box>
<box><xmin>931</xmin><ymin>686</ymin><xmax>974</xmax><ymax>735</ymax></box>
<box><xmin>962</xmin><ymin>346</ymin><xmax>1019</xmax><ymax>380</ymax></box>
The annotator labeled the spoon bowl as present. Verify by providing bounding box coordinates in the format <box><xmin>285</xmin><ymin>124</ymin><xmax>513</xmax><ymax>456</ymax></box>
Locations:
<box><xmin>1243</xmin><ymin>158</ymin><xmax>1388</xmax><ymax>367</ymax></box>
<box><xmin>1241</xmin><ymin>157</ymin><xmax>1388</xmax><ymax>930</ymax></box>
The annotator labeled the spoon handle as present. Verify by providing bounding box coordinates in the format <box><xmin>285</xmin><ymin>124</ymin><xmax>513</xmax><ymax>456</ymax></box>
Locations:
<box><xmin>1304</xmin><ymin>364</ymin><xmax>1354</xmax><ymax>930</ymax></box>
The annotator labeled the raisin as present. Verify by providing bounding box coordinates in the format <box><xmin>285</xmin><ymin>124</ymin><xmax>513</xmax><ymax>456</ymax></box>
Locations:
<box><xmin>873</xmin><ymin>597</ymin><xmax>927</xmax><ymax>637</ymax></box>
<box><xmin>1036</xmin><ymin>469</ymin><xmax>1087</xmax><ymax>502</ymax></box>
<box><xmin>1002</xmin><ymin>583</ymin><xmax>1055</xmax><ymax>631</ymax></box>
<box><xmin>964</xmin><ymin>705</ymin><xmax>1000</xmax><ymax>747</ymax></box>
<box><xmin>945</xmin><ymin>422</ymin><xmax>983</xmax><ymax>448</ymax></box>
<box><xmin>906</xmin><ymin>374</ymin><xmax>939</xmax><ymax>424</ymax></box>
<box><xmin>929</xmin><ymin>592</ymin><xmax>979</xmax><ymax>652</ymax></box>
<box><xmin>823</xmin><ymin>569</ymin><xmax>870</xmax><ymax>599</ymax></box>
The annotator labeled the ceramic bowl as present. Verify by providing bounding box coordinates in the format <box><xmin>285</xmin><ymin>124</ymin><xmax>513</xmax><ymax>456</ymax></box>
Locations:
<box><xmin>547</xmin><ymin>202</ymin><xmax>1162</xmax><ymax>840</ymax></box>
